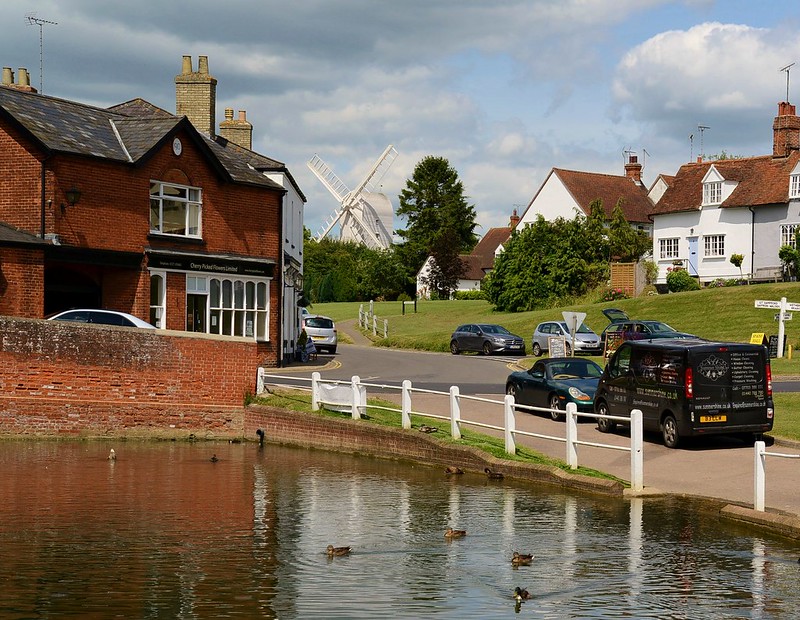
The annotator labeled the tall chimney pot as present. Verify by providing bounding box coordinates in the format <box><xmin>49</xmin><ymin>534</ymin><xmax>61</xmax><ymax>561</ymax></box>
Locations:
<box><xmin>198</xmin><ymin>56</ymin><xmax>209</xmax><ymax>75</ymax></box>
<box><xmin>181</xmin><ymin>55</ymin><xmax>192</xmax><ymax>74</ymax></box>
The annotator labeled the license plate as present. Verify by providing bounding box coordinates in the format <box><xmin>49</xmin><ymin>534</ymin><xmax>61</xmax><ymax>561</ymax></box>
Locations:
<box><xmin>700</xmin><ymin>414</ymin><xmax>727</xmax><ymax>423</ymax></box>
<box><xmin>311</xmin><ymin>336</ymin><xmax>324</xmax><ymax>340</ymax></box>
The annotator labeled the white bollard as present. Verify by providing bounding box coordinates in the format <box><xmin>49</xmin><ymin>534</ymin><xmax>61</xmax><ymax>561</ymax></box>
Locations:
<box><xmin>566</xmin><ymin>403</ymin><xmax>578</xmax><ymax>469</ymax></box>
<box><xmin>401</xmin><ymin>380</ymin><xmax>412</xmax><ymax>429</ymax></box>
<box><xmin>630</xmin><ymin>409</ymin><xmax>643</xmax><ymax>492</ymax></box>
<box><xmin>754</xmin><ymin>440</ymin><xmax>766</xmax><ymax>511</ymax></box>
<box><xmin>449</xmin><ymin>386</ymin><xmax>461</xmax><ymax>439</ymax></box>
<box><xmin>383</xmin><ymin>319</ymin><xmax>388</xmax><ymax>338</ymax></box>
<box><xmin>311</xmin><ymin>371</ymin><xmax>321</xmax><ymax>411</ymax></box>
<box><xmin>504</xmin><ymin>394</ymin><xmax>516</xmax><ymax>455</ymax></box>
<box><xmin>256</xmin><ymin>367</ymin><xmax>265</xmax><ymax>395</ymax></box>
<box><xmin>351</xmin><ymin>375</ymin><xmax>361</xmax><ymax>420</ymax></box>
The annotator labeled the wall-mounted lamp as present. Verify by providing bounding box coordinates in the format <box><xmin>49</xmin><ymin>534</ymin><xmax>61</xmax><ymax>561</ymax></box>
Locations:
<box><xmin>61</xmin><ymin>187</ymin><xmax>81</xmax><ymax>213</ymax></box>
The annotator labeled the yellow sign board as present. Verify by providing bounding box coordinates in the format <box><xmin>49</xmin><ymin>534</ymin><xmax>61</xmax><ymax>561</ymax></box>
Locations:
<box><xmin>750</xmin><ymin>332</ymin><xmax>767</xmax><ymax>345</ymax></box>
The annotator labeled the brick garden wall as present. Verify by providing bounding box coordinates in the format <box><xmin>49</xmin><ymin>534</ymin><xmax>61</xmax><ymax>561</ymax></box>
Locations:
<box><xmin>0</xmin><ymin>316</ymin><xmax>260</xmax><ymax>438</ymax></box>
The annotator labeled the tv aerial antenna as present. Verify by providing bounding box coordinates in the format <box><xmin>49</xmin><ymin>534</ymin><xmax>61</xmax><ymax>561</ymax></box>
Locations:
<box><xmin>697</xmin><ymin>125</ymin><xmax>710</xmax><ymax>160</ymax></box>
<box><xmin>780</xmin><ymin>62</ymin><xmax>795</xmax><ymax>102</ymax></box>
<box><xmin>25</xmin><ymin>12</ymin><xmax>58</xmax><ymax>93</ymax></box>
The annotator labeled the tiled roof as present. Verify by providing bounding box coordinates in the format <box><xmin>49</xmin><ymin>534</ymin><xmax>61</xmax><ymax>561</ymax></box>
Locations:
<box><xmin>553</xmin><ymin>168</ymin><xmax>653</xmax><ymax>224</ymax></box>
<box><xmin>460</xmin><ymin>254</ymin><xmax>489</xmax><ymax>280</ymax></box>
<box><xmin>0</xmin><ymin>86</ymin><xmax>283</xmax><ymax>191</ymax></box>
<box><xmin>651</xmin><ymin>151</ymin><xmax>800</xmax><ymax>215</ymax></box>
<box><xmin>459</xmin><ymin>226</ymin><xmax>512</xmax><ymax>280</ymax></box>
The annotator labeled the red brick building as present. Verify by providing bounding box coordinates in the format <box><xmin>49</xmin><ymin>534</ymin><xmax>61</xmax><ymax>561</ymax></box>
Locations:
<box><xmin>0</xmin><ymin>57</ymin><xmax>300</xmax><ymax>367</ymax></box>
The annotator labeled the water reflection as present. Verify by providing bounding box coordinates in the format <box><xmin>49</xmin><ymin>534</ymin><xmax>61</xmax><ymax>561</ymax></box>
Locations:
<box><xmin>0</xmin><ymin>441</ymin><xmax>799</xmax><ymax>618</ymax></box>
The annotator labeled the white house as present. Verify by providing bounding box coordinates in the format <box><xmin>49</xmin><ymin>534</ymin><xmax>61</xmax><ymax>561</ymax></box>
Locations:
<box><xmin>650</xmin><ymin>102</ymin><xmax>800</xmax><ymax>284</ymax></box>
<box><xmin>516</xmin><ymin>155</ymin><xmax>653</xmax><ymax>236</ymax></box>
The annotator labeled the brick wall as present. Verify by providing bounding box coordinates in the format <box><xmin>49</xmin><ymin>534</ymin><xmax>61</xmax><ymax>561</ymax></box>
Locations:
<box><xmin>0</xmin><ymin>247</ymin><xmax>44</xmax><ymax>317</ymax></box>
<box><xmin>0</xmin><ymin>316</ymin><xmax>260</xmax><ymax>437</ymax></box>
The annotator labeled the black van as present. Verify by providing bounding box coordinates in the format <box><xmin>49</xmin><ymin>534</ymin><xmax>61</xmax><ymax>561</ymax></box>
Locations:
<box><xmin>594</xmin><ymin>339</ymin><xmax>773</xmax><ymax>448</ymax></box>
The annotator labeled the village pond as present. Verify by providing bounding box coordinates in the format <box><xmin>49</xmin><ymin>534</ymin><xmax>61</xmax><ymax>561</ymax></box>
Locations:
<box><xmin>1</xmin><ymin>440</ymin><xmax>799</xmax><ymax>618</ymax></box>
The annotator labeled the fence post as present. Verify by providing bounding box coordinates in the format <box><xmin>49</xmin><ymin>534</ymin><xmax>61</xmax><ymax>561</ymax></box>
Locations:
<box><xmin>358</xmin><ymin>304</ymin><xmax>364</xmax><ymax>328</ymax></box>
<box><xmin>372</xmin><ymin>315</ymin><xmax>377</xmax><ymax>336</ymax></box>
<box><xmin>630</xmin><ymin>409</ymin><xmax>643</xmax><ymax>492</ymax></box>
<box><xmin>311</xmin><ymin>371</ymin><xmax>320</xmax><ymax>411</ymax></box>
<box><xmin>351</xmin><ymin>375</ymin><xmax>361</xmax><ymax>420</ymax></box>
<box><xmin>449</xmin><ymin>386</ymin><xmax>462</xmax><ymax>439</ymax></box>
<box><xmin>754</xmin><ymin>440</ymin><xmax>766</xmax><ymax>511</ymax></box>
<box><xmin>565</xmin><ymin>403</ymin><xmax>578</xmax><ymax>469</ymax></box>
<box><xmin>504</xmin><ymin>394</ymin><xmax>516</xmax><ymax>455</ymax></box>
<box><xmin>256</xmin><ymin>367</ymin><xmax>265</xmax><ymax>395</ymax></box>
<box><xmin>383</xmin><ymin>319</ymin><xmax>388</xmax><ymax>338</ymax></box>
<box><xmin>369</xmin><ymin>299</ymin><xmax>374</xmax><ymax>317</ymax></box>
<box><xmin>401</xmin><ymin>380</ymin><xmax>412</xmax><ymax>429</ymax></box>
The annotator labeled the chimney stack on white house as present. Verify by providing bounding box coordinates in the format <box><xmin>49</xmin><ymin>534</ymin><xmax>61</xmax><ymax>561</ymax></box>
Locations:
<box><xmin>175</xmin><ymin>55</ymin><xmax>217</xmax><ymax>137</ymax></box>
<box><xmin>773</xmin><ymin>101</ymin><xmax>800</xmax><ymax>158</ymax></box>
<box><xmin>219</xmin><ymin>107</ymin><xmax>253</xmax><ymax>150</ymax></box>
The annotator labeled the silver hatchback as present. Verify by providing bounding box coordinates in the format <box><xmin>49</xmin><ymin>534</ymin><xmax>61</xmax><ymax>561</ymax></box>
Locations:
<box><xmin>531</xmin><ymin>321</ymin><xmax>601</xmax><ymax>357</ymax></box>
<box><xmin>302</xmin><ymin>314</ymin><xmax>337</xmax><ymax>354</ymax></box>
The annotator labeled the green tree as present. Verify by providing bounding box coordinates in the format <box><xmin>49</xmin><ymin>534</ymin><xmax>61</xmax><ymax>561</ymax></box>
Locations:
<box><xmin>395</xmin><ymin>156</ymin><xmax>478</xmax><ymax>278</ymax></box>
<box><xmin>423</xmin><ymin>229</ymin><xmax>465</xmax><ymax>299</ymax></box>
<box><xmin>607</xmin><ymin>201</ymin><xmax>651</xmax><ymax>262</ymax></box>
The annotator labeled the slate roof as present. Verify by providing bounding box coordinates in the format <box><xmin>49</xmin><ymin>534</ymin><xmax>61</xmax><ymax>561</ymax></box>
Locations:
<box><xmin>651</xmin><ymin>152</ymin><xmax>800</xmax><ymax>216</ymax></box>
<box><xmin>552</xmin><ymin>168</ymin><xmax>653</xmax><ymax>224</ymax></box>
<box><xmin>0</xmin><ymin>222</ymin><xmax>48</xmax><ymax>246</ymax></box>
<box><xmin>0</xmin><ymin>86</ymin><xmax>283</xmax><ymax>191</ymax></box>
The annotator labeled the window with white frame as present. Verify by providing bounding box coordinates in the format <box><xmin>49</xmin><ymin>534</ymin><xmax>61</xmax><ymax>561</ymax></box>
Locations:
<box><xmin>150</xmin><ymin>181</ymin><xmax>202</xmax><ymax>238</ymax></box>
<box><xmin>659</xmin><ymin>238</ymin><xmax>679</xmax><ymax>260</ymax></box>
<box><xmin>781</xmin><ymin>223</ymin><xmax>799</xmax><ymax>248</ymax></box>
<box><xmin>149</xmin><ymin>271</ymin><xmax>166</xmax><ymax>328</ymax></box>
<box><xmin>704</xmin><ymin>234</ymin><xmax>725</xmax><ymax>257</ymax></box>
<box><xmin>703</xmin><ymin>181</ymin><xmax>722</xmax><ymax>205</ymax></box>
<box><xmin>187</xmin><ymin>275</ymin><xmax>269</xmax><ymax>341</ymax></box>
<box><xmin>791</xmin><ymin>174</ymin><xmax>800</xmax><ymax>199</ymax></box>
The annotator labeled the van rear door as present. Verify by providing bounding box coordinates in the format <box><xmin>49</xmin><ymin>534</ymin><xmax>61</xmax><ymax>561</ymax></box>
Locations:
<box><xmin>689</xmin><ymin>344</ymin><xmax>771</xmax><ymax>432</ymax></box>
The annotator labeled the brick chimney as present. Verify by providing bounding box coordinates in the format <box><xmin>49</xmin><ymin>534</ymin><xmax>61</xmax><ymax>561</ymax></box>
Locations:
<box><xmin>1</xmin><ymin>67</ymin><xmax>38</xmax><ymax>93</ymax></box>
<box><xmin>509</xmin><ymin>209</ymin><xmax>520</xmax><ymax>228</ymax></box>
<box><xmin>219</xmin><ymin>107</ymin><xmax>253</xmax><ymax>150</ymax></box>
<box><xmin>773</xmin><ymin>101</ymin><xmax>800</xmax><ymax>158</ymax></box>
<box><xmin>624</xmin><ymin>154</ymin><xmax>642</xmax><ymax>184</ymax></box>
<box><xmin>175</xmin><ymin>55</ymin><xmax>217</xmax><ymax>137</ymax></box>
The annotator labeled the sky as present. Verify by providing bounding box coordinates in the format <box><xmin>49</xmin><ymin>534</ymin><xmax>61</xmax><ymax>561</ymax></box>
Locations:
<box><xmin>5</xmin><ymin>1</ymin><xmax>800</xmax><ymax>241</ymax></box>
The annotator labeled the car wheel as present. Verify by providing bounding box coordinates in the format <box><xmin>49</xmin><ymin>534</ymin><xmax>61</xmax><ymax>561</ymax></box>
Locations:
<box><xmin>596</xmin><ymin>400</ymin><xmax>616</xmax><ymax>433</ymax></box>
<box><xmin>450</xmin><ymin>340</ymin><xmax>460</xmax><ymax>355</ymax></box>
<box><xmin>532</xmin><ymin>342</ymin><xmax>542</xmax><ymax>357</ymax></box>
<box><xmin>549</xmin><ymin>394</ymin><xmax>563</xmax><ymax>421</ymax></box>
<box><xmin>662</xmin><ymin>415</ymin><xmax>680</xmax><ymax>449</ymax></box>
<box><xmin>330</xmin><ymin>346</ymin><xmax>337</xmax><ymax>354</ymax></box>
<box><xmin>506</xmin><ymin>383</ymin><xmax>522</xmax><ymax>411</ymax></box>
<box><xmin>565</xmin><ymin>342</ymin><xmax>572</xmax><ymax>356</ymax></box>
<box><xmin>483</xmin><ymin>342</ymin><xmax>492</xmax><ymax>355</ymax></box>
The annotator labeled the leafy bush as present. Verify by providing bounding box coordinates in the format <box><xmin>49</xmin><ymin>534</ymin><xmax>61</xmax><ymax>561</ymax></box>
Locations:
<box><xmin>599</xmin><ymin>287</ymin><xmax>630</xmax><ymax>302</ymax></box>
<box><xmin>642</xmin><ymin>260</ymin><xmax>659</xmax><ymax>285</ymax></box>
<box><xmin>666</xmin><ymin>268</ymin><xmax>700</xmax><ymax>292</ymax></box>
<box><xmin>397</xmin><ymin>292</ymin><xmax>412</xmax><ymax>302</ymax></box>
<box><xmin>453</xmin><ymin>290</ymin><xmax>487</xmax><ymax>300</ymax></box>
<box><xmin>708</xmin><ymin>278</ymin><xmax>726</xmax><ymax>288</ymax></box>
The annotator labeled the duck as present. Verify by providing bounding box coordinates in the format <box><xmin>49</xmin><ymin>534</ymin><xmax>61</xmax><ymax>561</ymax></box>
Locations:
<box><xmin>418</xmin><ymin>424</ymin><xmax>438</xmax><ymax>433</ymax></box>
<box><xmin>210</xmin><ymin>454</ymin><xmax>219</xmax><ymax>463</ymax></box>
<box><xmin>511</xmin><ymin>551</ymin><xmax>534</xmax><ymax>566</ymax></box>
<box><xmin>107</xmin><ymin>448</ymin><xmax>116</xmax><ymax>461</ymax></box>
<box><xmin>326</xmin><ymin>544</ymin><xmax>351</xmax><ymax>556</ymax></box>
<box><xmin>513</xmin><ymin>587</ymin><xmax>531</xmax><ymax>602</ymax></box>
<box><xmin>445</xmin><ymin>466</ymin><xmax>464</xmax><ymax>475</ymax></box>
<box><xmin>484</xmin><ymin>467</ymin><xmax>504</xmax><ymax>479</ymax></box>
<box><xmin>444</xmin><ymin>527</ymin><xmax>467</xmax><ymax>538</ymax></box>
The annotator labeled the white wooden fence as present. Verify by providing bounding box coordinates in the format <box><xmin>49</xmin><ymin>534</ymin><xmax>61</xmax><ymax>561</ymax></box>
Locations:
<box><xmin>358</xmin><ymin>302</ymin><xmax>388</xmax><ymax>338</ymax></box>
<box><xmin>257</xmin><ymin>369</ymin><xmax>644</xmax><ymax>492</ymax></box>
<box><xmin>753</xmin><ymin>440</ymin><xmax>800</xmax><ymax>511</ymax></box>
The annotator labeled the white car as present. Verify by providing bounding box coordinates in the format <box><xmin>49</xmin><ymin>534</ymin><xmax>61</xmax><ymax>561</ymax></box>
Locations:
<box><xmin>302</xmin><ymin>314</ymin><xmax>337</xmax><ymax>354</ymax></box>
<box><xmin>47</xmin><ymin>309</ymin><xmax>156</xmax><ymax>329</ymax></box>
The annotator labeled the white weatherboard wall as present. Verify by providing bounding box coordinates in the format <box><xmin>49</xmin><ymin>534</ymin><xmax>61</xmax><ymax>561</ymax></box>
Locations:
<box><xmin>518</xmin><ymin>172</ymin><xmax>584</xmax><ymax>226</ymax></box>
<box><xmin>652</xmin><ymin>206</ymin><xmax>753</xmax><ymax>283</ymax></box>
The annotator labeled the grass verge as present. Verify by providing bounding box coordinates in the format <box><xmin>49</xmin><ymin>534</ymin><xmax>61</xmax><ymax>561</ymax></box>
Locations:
<box><xmin>257</xmin><ymin>388</ymin><xmax>626</xmax><ymax>485</ymax></box>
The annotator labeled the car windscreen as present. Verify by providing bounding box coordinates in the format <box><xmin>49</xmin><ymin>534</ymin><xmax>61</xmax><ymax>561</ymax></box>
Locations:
<box><xmin>480</xmin><ymin>325</ymin><xmax>510</xmax><ymax>334</ymax></box>
<box><xmin>560</xmin><ymin>322</ymin><xmax>593</xmax><ymax>334</ymax></box>
<box><xmin>548</xmin><ymin>360</ymin><xmax>602</xmax><ymax>378</ymax></box>
<box><xmin>305</xmin><ymin>317</ymin><xmax>333</xmax><ymax>329</ymax></box>
<box><xmin>644</xmin><ymin>322</ymin><xmax>677</xmax><ymax>334</ymax></box>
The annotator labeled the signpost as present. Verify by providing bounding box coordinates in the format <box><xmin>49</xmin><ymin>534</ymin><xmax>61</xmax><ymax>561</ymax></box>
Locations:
<box><xmin>754</xmin><ymin>297</ymin><xmax>798</xmax><ymax>358</ymax></box>
<box><xmin>562</xmin><ymin>311</ymin><xmax>587</xmax><ymax>358</ymax></box>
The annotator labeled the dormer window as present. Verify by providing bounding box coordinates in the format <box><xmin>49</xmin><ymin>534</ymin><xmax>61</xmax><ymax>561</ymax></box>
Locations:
<box><xmin>703</xmin><ymin>181</ymin><xmax>722</xmax><ymax>205</ymax></box>
<box><xmin>790</xmin><ymin>163</ymin><xmax>800</xmax><ymax>199</ymax></box>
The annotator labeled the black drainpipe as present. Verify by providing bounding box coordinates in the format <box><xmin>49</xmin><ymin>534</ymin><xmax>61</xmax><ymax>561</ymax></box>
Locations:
<box><xmin>749</xmin><ymin>206</ymin><xmax>755</xmax><ymax>279</ymax></box>
<box><xmin>40</xmin><ymin>157</ymin><xmax>47</xmax><ymax>238</ymax></box>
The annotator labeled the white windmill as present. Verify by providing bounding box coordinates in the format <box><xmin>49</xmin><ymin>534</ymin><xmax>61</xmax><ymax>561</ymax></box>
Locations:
<box><xmin>307</xmin><ymin>145</ymin><xmax>398</xmax><ymax>250</ymax></box>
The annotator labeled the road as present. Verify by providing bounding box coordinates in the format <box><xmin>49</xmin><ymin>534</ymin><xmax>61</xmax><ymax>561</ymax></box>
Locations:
<box><xmin>264</xmin><ymin>341</ymin><xmax>800</xmax><ymax>516</ymax></box>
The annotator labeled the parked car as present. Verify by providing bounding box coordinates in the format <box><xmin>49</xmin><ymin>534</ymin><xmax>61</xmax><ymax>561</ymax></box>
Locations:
<box><xmin>47</xmin><ymin>309</ymin><xmax>156</xmax><ymax>329</ymax></box>
<box><xmin>531</xmin><ymin>320</ymin><xmax>602</xmax><ymax>357</ymax></box>
<box><xmin>594</xmin><ymin>339</ymin><xmax>773</xmax><ymax>448</ymax></box>
<box><xmin>450</xmin><ymin>323</ymin><xmax>525</xmax><ymax>355</ymax></box>
<box><xmin>505</xmin><ymin>357</ymin><xmax>603</xmax><ymax>420</ymax></box>
<box><xmin>600</xmin><ymin>308</ymin><xmax>697</xmax><ymax>350</ymax></box>
<box><xmin>302</xmin><ymin>314</ymin><xmax>337</xmax><ymax>354</ymax></box>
